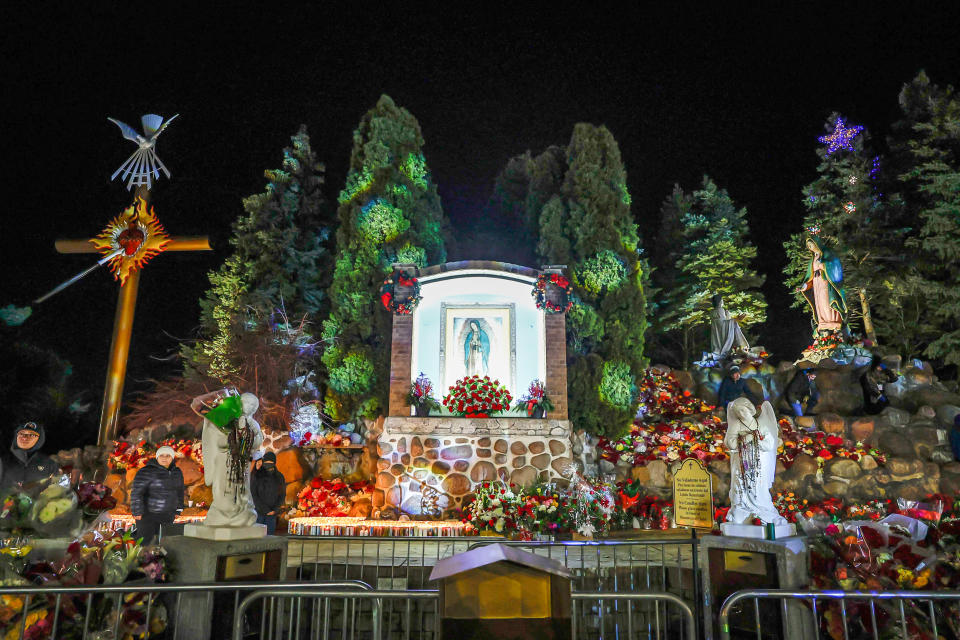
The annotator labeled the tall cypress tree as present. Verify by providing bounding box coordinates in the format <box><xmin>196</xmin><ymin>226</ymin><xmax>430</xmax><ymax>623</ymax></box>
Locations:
<box><xmin>536</xmin><ymin>123</ymin><xmax>647</xmax><ymax>437</ymax></box>
<box><xmin>184</xmin><ymin>126</ymin><xmax>330</xmax><ymax>381</ymax></box>
<box><xmin>657</xmin><ymin>178</ymin><xmax>766</xmax><ymax>366</ymax></box>
<box><xmin>322</xmin><ymin>95</ymin><xmax>447</xmax><ymax>420</ymax></box>
<box><xmin>894</xmin><ymin>72</ymin><xmax>960</xmax><ymax>365</ymax></box>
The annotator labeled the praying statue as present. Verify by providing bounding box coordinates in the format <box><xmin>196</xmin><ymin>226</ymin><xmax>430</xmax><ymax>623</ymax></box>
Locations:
<box><xmin>191</xmin><ymin>390</ymin><xmax>264</xmax><ymax>528</ymax></box>
<box><xmin>710</xmin><ymin>294</ymin><xmax>750</xmax><ymax>358</ymax></box>
<box><xmin>799</xmin><ymin>236</ymin><xmax>848</xmax><ymax>332</ymax></box>
<box><xmin>724</xmin><ymin>398</ymin><xmax>786</xmax><ymax>526</ymax></box>
<box><xmin>464</xmin><ymin>320</ymin><xmax>490</xmax><ymax>376</ymax></box>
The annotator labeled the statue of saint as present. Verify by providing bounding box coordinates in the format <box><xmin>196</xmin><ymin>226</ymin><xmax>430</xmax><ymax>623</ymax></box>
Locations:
<box><xmin>191</xmin><ymin>390</ymin><xmax>264</xmax><ymax>528</ymax></box>
<box><xmin>463</xmin><ymin>320</ymin><xmax>490</xmax><ymax>376</ymax></box>
<box><xmin>710</xmin><ymin>294</ymin><xmax>750</xmax><ymax>357</ymax></box>
<box><xmin>724</xmin><ymin>398</ymin><xmax>785</xmax><ymax>526</ymax></box>
<box><xmin>799</xmin><ymin>236</ymin><xmax>848</xmax><ymax>332</ymax></box>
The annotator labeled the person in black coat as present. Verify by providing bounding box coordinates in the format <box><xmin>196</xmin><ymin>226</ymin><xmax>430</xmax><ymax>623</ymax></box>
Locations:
<box><xmin>717</xmin><ymin>366</ymin><xmax>760</xmax><ymax>408</ymax></box>
<box><xmin>860</xmin><ymin>361</ymin><xmax>898</xmax><ymax>415</ymax></box>
<box><xmin>785</xmin><ymin>369</ymin><xmax>819</xmax><ymax>418</ymax></box>
<box><xmin>1</xmin><ymin>422</ymin><xmax>59</xmax><ymax>490</ymax></box>
<box><xmin>130</xmin><ymin>446</ymin><xmax>184</xmax><ymax>544</ymax></box>
<box><xmin>250</xmin><ymin>451</ymin><xmax>286</xmax><ymax>535</ymax></box>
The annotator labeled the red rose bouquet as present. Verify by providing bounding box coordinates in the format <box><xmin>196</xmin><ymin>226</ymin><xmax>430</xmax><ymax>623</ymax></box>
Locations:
<box><xmin>443</xmin><ymin>375</ymin><xmax>512</xmax><ymax>418</ymax></box>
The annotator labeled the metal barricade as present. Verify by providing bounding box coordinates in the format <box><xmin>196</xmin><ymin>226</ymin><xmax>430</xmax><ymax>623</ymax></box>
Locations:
<box><xmin>571</xmin><ymin>592</ymin><xmax>697</xmax><ymax>640</ymax></box>
<box><xmin>0</xmin><ymin>580</ymin><xmax>368</xmax><ymax>640</ymax></box>
<box><xmin>718</xmin><ymin>588</ymin><xmax>960</xmax><ymax>640</ymax></box>
<box><xmin>287</xmin><ymin>535</ymin><xmax>701</xmax><ymax>638</ymax></box>
<box><xmin>231</xmin><ymin>587</ymin><xmax>696</xmax><ymax>640</ymax></box>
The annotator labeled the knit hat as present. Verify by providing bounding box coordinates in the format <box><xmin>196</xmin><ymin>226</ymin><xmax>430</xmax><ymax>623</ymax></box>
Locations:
<box><xmin>17</xmin><ymin>422</ymin><xmax>40</xmax><ymax>436</ymax></box>
<box><xmin>729</xmin><ymin>365</ymin><xmax>740</xmax><ymax>373</ymax></box>
<box><xmin>262</xmin><ymin>451</ymin><xmax>277</xmax><ymax>465</ymax></box>
<box><xmin>155</xmin><ymin>446</ymin><xmax>176</xmax><ymax>460</ymax></box>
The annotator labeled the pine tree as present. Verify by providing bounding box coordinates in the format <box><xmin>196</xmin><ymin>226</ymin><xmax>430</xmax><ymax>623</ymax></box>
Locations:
<box><xmin>894</xmin><ymin>72</ymin><xmax>960</xmax><ymax>365</ymax></box>
<box><xmin>658</xmin><ymin>178</ymin><xmax>766</xmax><ymax>366</ymax></box>
<box><xmin>184</xmin><ymin>126</ymin><xmax>330</xmax><ymax>381</ymax></box>
<box><xmin>536</xmin><ymin>124</ymin><xmax>647</xmax><ymax>437</ymax></box>
<box><xmin>322</xmin><ymin>95</ymin><xmax>447</xmax><ymax>420</ymax></box>
<box><xmin>784</xmin><ymin>114</ymin><xmax>909</xmax><ymax>345</ymax></box>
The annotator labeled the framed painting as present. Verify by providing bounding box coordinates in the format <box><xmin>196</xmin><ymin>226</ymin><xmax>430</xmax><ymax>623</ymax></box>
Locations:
<box><xmin>439</xmin><ymin>303</ymin><xmax>516</xmax><ymax>396</ymax></box>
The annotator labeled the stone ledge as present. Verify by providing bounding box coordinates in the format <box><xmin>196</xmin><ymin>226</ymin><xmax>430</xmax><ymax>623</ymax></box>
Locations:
<box><xmin>383</xmin><ymin>417</ymin><xmax>571</xmax><ymax>437</ymax></box>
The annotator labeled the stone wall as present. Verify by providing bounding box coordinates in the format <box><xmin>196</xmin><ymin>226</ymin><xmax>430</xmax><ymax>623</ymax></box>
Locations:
<box><xmin>376</xmin><ymin>417</ymin><xmax>572</xmax><ymax>515</ymax></box>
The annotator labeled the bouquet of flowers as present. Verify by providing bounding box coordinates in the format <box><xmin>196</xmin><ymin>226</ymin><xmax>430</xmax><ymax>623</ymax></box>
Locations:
<box><xmin>777</xmin><ymin>419</ymin><xmax>886</xmax><ymax>479</ymax></box>
<box><xmin>513</xmin><ymin>379</ymin><xmax>554</xmax><ymax>418</ymax></box>
<box><xmin>76</xmin><ymin>481</ymin><xmax>117</xmax><ymax>519</ymax></box>
<box><xmin>465</xmin><ymin>482</ymin><xmax>523</xmax><ymax>535</ymax></box>
<box><xmin>406</xmin><ymin>372</ymin><xmax>442</xmax><ymax>414</ymax></box>
<box><xmin>597</xmin><ymin>413</ymin><xmax>729</xmax><ymax>466</ymax></box>
<box><xmin>635</xmin><ymin>369</ymin><xmax>713</xmax><ymax>422</ymax></box>
<box><xmin>0</xmin><ymin>493</ymin><xmax>33</xmax><ymax>533</ymax></box>
<box><xmin>442</xmin><ymin>375</ymin><xmax>513</xmax><ymax>418</ymax></box>
<box><xmin>27</xmin><ymin>478</ymin><xmax>82</xmax><ymax>538</ymax></box>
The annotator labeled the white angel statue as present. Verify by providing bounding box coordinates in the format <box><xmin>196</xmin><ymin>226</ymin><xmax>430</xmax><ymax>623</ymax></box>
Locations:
<box><xmin>724</xmin><ymin>397</ymin><xmax>785</xmax><ymax>525</ymax></box>
<box><xmin>108</xmin><ymin>113</ymin><xmax>179</xmax><ymax>190</ymax></box>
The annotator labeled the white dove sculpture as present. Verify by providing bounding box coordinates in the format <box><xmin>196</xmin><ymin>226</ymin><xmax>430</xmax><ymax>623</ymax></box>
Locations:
<box><xmin>108</xmin><ymin>114</ymin><xmax>179</xmax><ymax>190</ymax></box>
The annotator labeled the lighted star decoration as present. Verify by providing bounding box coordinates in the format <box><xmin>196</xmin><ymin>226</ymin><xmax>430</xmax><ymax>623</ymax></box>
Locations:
<box><xmin>818</xmin><ymin>117</ymin><xmax>864</xmax><ymax>155</ymax></box>
<box><xmin>843</xmin><ymin>201</ymin><xmax>857</xmax><ymax>214</ymax></box>
<box><xmin>90</xmin><ymin>196</ymin><xmax>171</xmax><ymax>285</ymax></box>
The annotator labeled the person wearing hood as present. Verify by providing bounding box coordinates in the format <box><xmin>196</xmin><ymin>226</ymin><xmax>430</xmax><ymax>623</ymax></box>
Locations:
<box><xmin>130</xmin><ymin>446</ymin><xmax>184</xmax><ymax>544</ymax></box>
<box><xmin>1</xmin><ymin>421</ymin><xmax>59</xmax><ymax>490</ymax></box>
<box><xmin>250</xmin><ymin>451</ymin><xmax>285</xmax><ymax>535</ymax></box>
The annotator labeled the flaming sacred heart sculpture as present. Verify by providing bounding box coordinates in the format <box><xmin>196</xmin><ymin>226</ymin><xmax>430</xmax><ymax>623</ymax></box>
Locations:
<box><xmin>90</xmin><ymin>196</ymin><xmax>171</xmax><ymax>285</ymax></box>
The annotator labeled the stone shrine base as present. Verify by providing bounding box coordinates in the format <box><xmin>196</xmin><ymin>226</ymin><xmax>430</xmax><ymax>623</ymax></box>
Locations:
<box><xmin>378</xmin><ymin>417</ymin><xmax>572</xmax><ymax>514</ymax></box>
<box><xmin>719</xmin><ymin>522</ymin><xmax>797</xmax><ymax>539</ymax></box>
<box><xmin>184</xmin><ymin>523</ymin><xmax>267</xmax><ymax>541</ymax></box>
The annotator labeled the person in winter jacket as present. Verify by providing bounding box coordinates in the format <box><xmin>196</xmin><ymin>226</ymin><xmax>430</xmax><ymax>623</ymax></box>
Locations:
<box><xmin>250</xmin><ymin>451</ymin><xmax>285</xmax><ymax>535</ymax></box>
<box><xmin>130</xmin><ymin>446</ymin><xmax>184</xmax><ymax>544</ymax></box>
<box><xmin>785</xmin><ymin>369</ymin><xmax>819</xmax><ymax>418</ymax></box>
<box><xmin>860</xmin><ymin>361</ymin><xmax>898</xmax><ymax>415</ymax></box>
<box><xmin>1</xmin><ymin>422</ymin><xmax>59</xmax><ymax>490</ymax></box>
<box><xmin>717</xmin><ymin>366</ymin><xmax>760</xmax><ymax>408</ymax></box>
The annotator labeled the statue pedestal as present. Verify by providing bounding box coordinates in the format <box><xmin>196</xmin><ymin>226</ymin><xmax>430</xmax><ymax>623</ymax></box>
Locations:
<box><xmin>700</xmin><ymin>535</ymin><xmax>811</xmax><ymax>640</ymax></box>
<box><xmin>184</xmin><ymin>523</ymin><xmax>267</xmax><ymax>541</ymax></box>
<box><xmin>719</xmin><ymin>522</ymin><xmax>796</xmax><ymax>539</ymax></box>
<box><xmin>163</xmin><ymin>534</ymin><xmax>287</xmax><ymax>640</ymax></box>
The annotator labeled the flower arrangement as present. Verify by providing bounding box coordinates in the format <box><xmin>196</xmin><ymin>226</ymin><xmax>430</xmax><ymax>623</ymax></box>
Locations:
<box><xmin>76</xmin><ymin>481</ymin><xmax>118</xmax><ymax>517</ymax></box>
<box><xmin>379</xmin><ymin>270</ymin><xmax>421</xmax><ymax>315</ymax></box>
<box><xmin>466</xmin><ymin>482</ymin><xmax>523</xmax><ymax>535</ymax></box>
<box><xmin>532</xmin><ymin>273</ymin><xmax>573</xmax><ymax>313</ymax></box>
<box><xmin>109</xmin><ymin>437</ymin><xmax>203</xmax><ymax>472</ymax></box>
<box><xmin>513</xmin><ymin>379</ymin><xmax>554</xmax><ymax>417</ymax></box>
<box><xmin>598</xmin><ymin>413</ymin><xmax>729</xmax><ymax>466</ymax></box>
<box><xmin>442</xmin><ymin>375</ymin><xmax>513</xmax><ymax>418</ymax></box>
<box><xmin>777</xmin><ymin>419</ymin><xmax>886</xmax><ymax>479</ymax></box>
<box><xmin>635</xmin><ymin>369</ymin><xmax>713</xmax><ymax>421</ymax></box>
<box><xmin>291</xmin><ymin>477</ymin><xmax>374</xmax><ymax>518</ymax></box>
<box><xmin>406</xmin><ymin>372</ymin><xmax>442</xmax><ymax>415</ymax></box>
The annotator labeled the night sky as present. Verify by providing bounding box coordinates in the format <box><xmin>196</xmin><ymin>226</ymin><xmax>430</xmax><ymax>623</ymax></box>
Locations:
<box><xmin>3</xmin><ymin>6</ymin><xmax>959</xmax><ymax>446</ymax></box>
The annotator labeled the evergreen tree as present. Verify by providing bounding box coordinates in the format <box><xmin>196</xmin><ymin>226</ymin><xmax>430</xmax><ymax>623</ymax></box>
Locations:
<box><xmin>322</xmin><ymin>95</ymin><xmax>447</xmax><ymax>420</ymax></box>
<box><xmin>184</xmin><ymin>126</ymin><xmax>330</xmax><ymax>381</ymax></box>
<box><xmin>784</xmin><ymin>114</ymin><xmax>909</xmax><ymax>345</ymax></box>
<box><xmin>536</xmin><ymin>124</ymin><xmax>647</xmax><ymax>437</ymax></box>
<box><xmin>658</xmin><ymin>178</ymin><xmax>766</xmax><ymax>366</ymax></box>
<box><xmin>893</xmin><ymin>72</ymin><xmax>960</xmax><ymax>365</ymax></box>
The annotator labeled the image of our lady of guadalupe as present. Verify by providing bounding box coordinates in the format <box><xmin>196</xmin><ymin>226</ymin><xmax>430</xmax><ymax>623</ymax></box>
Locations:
<box><xmin>463</xmin><ymin>320</ymin><xmax>491</xmax><ymax>377</ymax></box>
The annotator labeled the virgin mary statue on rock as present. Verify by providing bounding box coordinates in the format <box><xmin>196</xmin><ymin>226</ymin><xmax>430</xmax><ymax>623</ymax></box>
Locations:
<box><xmin>799</xmin><ymin>236</ymin><xmax>848</xmax><ymax>333</ymax></box>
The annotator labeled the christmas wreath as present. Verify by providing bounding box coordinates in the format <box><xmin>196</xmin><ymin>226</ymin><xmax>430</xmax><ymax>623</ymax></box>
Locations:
<box><xmin>532</xmin><ymin>273</ymin><xmax>573</xmax><ymax>313</ymax></box>
<box><xmin>380</xmin><ymin>271</ymin><xmax>421</xmax><ymax>315</ymax></box>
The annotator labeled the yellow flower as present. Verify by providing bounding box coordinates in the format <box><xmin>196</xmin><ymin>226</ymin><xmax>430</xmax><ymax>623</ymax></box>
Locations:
<box><xmin>914</xmin><ymin>575</ymin><xmax>929</xmax><ymax>588</ymax></box>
